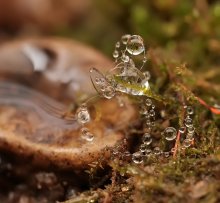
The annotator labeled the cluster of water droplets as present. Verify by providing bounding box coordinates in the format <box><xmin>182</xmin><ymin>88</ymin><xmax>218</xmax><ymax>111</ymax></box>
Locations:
<box><xmin>181</xmin><ymin>106</ymin><xmax>195</xmax><ymax>149</ymax></box>
<box><xmin>76</xmin><ymin>104</ymin><xmax>94</xmax><ymax>142</ymax></box>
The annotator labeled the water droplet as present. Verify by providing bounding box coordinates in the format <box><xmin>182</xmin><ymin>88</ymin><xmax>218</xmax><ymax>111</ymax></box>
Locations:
<box><xmin>185</xmin><ymin>117</ymin><xmax>193</xmax><ymax>127</ymax></box>
<box><xmin>81</xmin><ymin>128</ymin><xmax>94</xmax><ymax>142</ymax></box>
<box><xmin>183</xmin><ymin>139</ymin><xmax>191</xmax><ymax>148</ymax></box>
<box><xmin>121</xmin><ymin>54</ymin><xmax>130</xmax><ymax>63</ymax></box>
<box><xmin>164</xmin><ymin>152</ymin><xmax>170</xmax><ymax>157</ymax></box>
<box><xmin>121</xmin><ymin>34</ymin><xmax>131</xmax><ymax>45</ymax></box>
<box><xmin>103</xmin><ymin>85</ymin><xmax>115</xmax><ymax>99</ymax></box>
<box><xmin>187</xmin><ymin>106</ymin><xmax>194</xmax><ymax>115</ymax></box>
<box><xmin>153</xmin><ymin>147</ymin><xmax>161</xmax><ymax>155</ymax></box>
<box><xmin>143</xmin><ymin>56</ymin><xmax>147</xmax><ymax>63</ymax></box>
<box><xmin>143</xmin><ymin>149</ymin><xmax>152</xmax><ymax>156</ymax></box>
<box><xmin>115</xmin><ymin>41</ymin><xmax>120</xmax><ymax>48</ymax></box>
<box><xmin>139</xmin><ymin>143</ymin><xmax>148</xmax><ymax>152</ymax></box>
<box><xmin>143</xmin><ymin>71</ymin><xmax>151</xmax><ymax>80</ymax></box>
<box><xmin>139</xmin><ymin>106</ymin><xmax>148</xmax><ymax>115</ymax></box>
<box><xmin>179</xmin><ymin>126</ymin><xmax>185</xmax><ymax>134</ymax></box>
<box><xmin>76</xmin><ymin>106</ymin><xmax>90</xmax><ymax>124</ymax></box>
<box><xmin>149</xmin><ymin>109</ymin><xmax>155</xmax><ymax>117</ymax></box>
<box><xmin>145</xmin><ymin>98</ymin><xmax>152</xmax><ymax>106</ymax></box>
<box><xmin>113</xmin><ymin>50</ymin><xmax>119</xmax><ymax>58</ymax></box>
<box><xmin>132</xmin><ymin>152</ymin><xmax>143</xmax><ymax>164</ymax></box>
<box><xmin>126</xmin><ymin>35</ymin><xmax>145</xmax><ymax>55</ymax></box>
<box><xmin>187</xmin><ymin>126</ymin><xmax>195</xmax><ymax>133</ymax></box>
<box><xmin>142</xmin><ymin>133</ymin><xmax>152</xmax><ymax>145</ymax></box>
<box><xmin>164</xmin><ymin>127</ymin><xmax>177</xmax><ymax>141</ymax></box>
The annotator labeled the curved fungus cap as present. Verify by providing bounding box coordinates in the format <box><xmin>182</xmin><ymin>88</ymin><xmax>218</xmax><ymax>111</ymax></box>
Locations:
<box><xmin>0</xmin><ymin>38</ymin><xmax>137</xmax><ymax>169</ymax></box>
<box><xmin>0</xmin><ymin>90</ymin><xmax>136</xmax><ymax>169</ymax></box>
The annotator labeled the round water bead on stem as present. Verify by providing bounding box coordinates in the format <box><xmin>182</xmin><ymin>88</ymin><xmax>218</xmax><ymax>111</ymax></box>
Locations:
<box><xmin>142</xmin><ymin>133</ymin><xmax>152</xmax><ymax>145</ymax></box>
<box><xmin>153</xmin><ymin>147</ymin><xmax>162</xmax><ymax>155</ymax></box>
<box><xmin>163</xmin><ymin>127</ymin><xmax>177</xmax><ymax>141</ymax></box>
<box><xmin>185</xmin><ymin>117</ymin><xmax>193</xmax><ymax>127</ymax></box>
<box><xmin>145</xmin><ymin>98</ymin><xmax>152</xmax><ymax>106</ymax></box>
<box><xmin>81</xmin><ymin>127</ymin><xmax>94</xmax><ymax>142</ymax></box>
<box><xmin>121</xmin><ymin>54</ymin><xmax>130</xmax><ymax>63</ymax></box>
<box><xmin>179</xmin><ymin>126</ymin><xmax>185</xmax><ymax>134</ymax></box>
<box><xmin>182</xmin><ymin>139</ymin><xmax>191</xmax><ymax>148</ymax></box>
<box><xmin>132</xmin><ymin>151</ymin><xmax>143</xmax><ymax>164</ymax></box>
<box><xmin>126</xmin><ymin>35</ymin><xmax>145</xmax><ymax>56</ymax></box>
<box><xmin>115</xmin><ymin>41</ymin><xmax>120</xmax><ymax>48</ymax></box>
<box><xmin>186</xmin><ymin>106</ymin><xmax>194</xmax><ymax>115</ymax></box>
<box><xmin>102</xmin><ymin>85</ymin><xmax>115</xmax><ymax>99</ymax></box>
<box><xmin>113</xmin><ymin>50</ymin><xmax>119</xmax><ymax>59</ymax></box>
<box><xmin>76</xmin><ymin>105</ymin><xmax>91</xmax><ymax>124</ymax></box>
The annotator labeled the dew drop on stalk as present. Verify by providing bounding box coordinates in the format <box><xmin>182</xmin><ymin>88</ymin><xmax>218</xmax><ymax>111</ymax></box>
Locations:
<box><xmin>121</xmin><ymin>54</ymin><xmax>130</xmax><ymax>63</ymax></box>
<box><xmin>81</xmin><ymin>128</ymin><xmax>94</xmax><ymax>142</ymax></box>
<box><xmin>142</xmin><ymin>133</ymin><xmax>152</xmax><ymax>145</ymax></box>
<box><xmin>149</xmin><ymin>109</ymin><xmax>155</xmax><ymax>117</ymax></box>
<box><xmin>132</xmin><ymin>151</ymin><xmax>143</xmax><ymax>164</ymax></box>
<box><xmin>186</xmin><ymin>106</ymin><xmax>194</xmax><ymax>115</ymax></box>
<box><xmin>179</xmin><ymin>126</ymin><xmax>185</xmax><ymax>134</ymax></box>
<box><xmin>126</xmin><ymin>35</ymin><xmax>145</xmax><ymax>55</ymax></box>
<box><xmin>139</xmin><ymin>143</ymin><xmax>148</xmax><ymax>153</ymax></box>
<box><xmin>113</xmin><ymin>50</ymin><xmax>119</xmax><ymax>58</ymax></box>
<box><xmin>163</xmin><ymin>127</ymin><xmax>177</xmax><ymax>141</ymax></box>
<box><xmin>153</xmin><ymin>147</ymin><xmax>161</xmax><ymax>155</ymax></box>
<box><xmin>143</xmin><ymin>71</ymin><xmax>151</xmax><ymax>80</ymax></box>
<box><xmin>143</xmin><ymin>56</ymin><xmax>147</xmax><ymax>63</ymax></box>
<box><xmin>187</xmin><ymin>126</ymin><xmax>195</xmax><ymax>133</ymax></box>
<box><xmin>185</xmin><ymin>117</ymin><xmax>193</xmax><ymax>127</ymax></box>
<box><xmin>183</xmin><ymin>139</ymin><xmax>191</xmax><ymax>148</ymax></box>
<box><xmin>145</xmin><ymin>98</ymin><xmax>152</xmax><ymax>106</ymax></box>
<box><xmin>76</xmin><ymin>106</ymin><xmax>90</xmax><ymax>124</ymax></box>
<box><xmin>115</xmin><ymin>41</ymin><xmax>120</xmax><ymax>48</ymax></box>
<box><xmin>164</xmin><ymin>152</ymin><xmax>170</xmax><ymax>158</ymax></box>
<box><xmin>103</xmin><ymin>85</ymin><xmax>115</xmax><ymax>99</ymax></box>
<box><xmin>121</xmin><ymin>34</ymin><xmax>131</xmax><ymax>45</ymax></box>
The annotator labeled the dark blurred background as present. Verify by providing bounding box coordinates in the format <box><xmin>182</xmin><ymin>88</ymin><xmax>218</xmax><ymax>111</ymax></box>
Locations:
<box><xmin>0</xmin><ymin>0</ymin><xmax>219</xmax><ymax>69</ymax></box>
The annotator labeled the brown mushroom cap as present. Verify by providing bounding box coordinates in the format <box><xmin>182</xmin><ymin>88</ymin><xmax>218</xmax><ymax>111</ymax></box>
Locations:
<box><xmin>0</xmin><ymin>38</ymin><xmax>137</xmax><ymax>169</ymax></box>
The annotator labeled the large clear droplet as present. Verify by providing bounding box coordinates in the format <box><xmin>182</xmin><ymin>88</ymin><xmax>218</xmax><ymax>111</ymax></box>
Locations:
<box><xmin>76</xmin><ymin>106</ymin><xmax>90</xmax><ymax>124</ymax></box>
<box><xmin>132</xmin><ymin>151</ymin><xmax>143</xmax><ymax>164</ymax></box>
<box><xmin>126</xmin><ymin>35</ymin><xmax>145</xmax><ymax>55</ymax></box>
<box><xmin>164</xmin><ymin>127</ymin><xmax>177</xmax><ymax>141</ymax></box>
<box><xmin>81</xmin><ymin>128</ymin><xmax>94</xmax><ymax>142</ymax></box>
<box><xmin>142</xmin><ymin>133</ymin><xmax>152</xmax><ymax>145</ymax></box>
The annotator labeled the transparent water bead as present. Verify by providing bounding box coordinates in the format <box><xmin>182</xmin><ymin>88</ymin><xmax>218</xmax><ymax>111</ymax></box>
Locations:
<box><xmin>121</xmin><ymin>54</ymin><xmax>130</xmax><ymax>63</ymax></box>
<box><xmin>187</xmin><ymin>126</ymin><xmax>195</xmax><ymax>133</ymax></box>
<box><xmin>163</xmin><ymin>127</ymin><xmax>177</xmax><ymax>141</ymax></box>
<box><xmin>183</xmin><ymin>139</ymin><xmax>191</xmax><ymax>148</ymax></box>
<box><xmin>143</xmin><ymin>149</ymin><xmax>152</xmax><ymax>156</ymax></box>
<box><xmin>153</xmin><ymin>147</ymin><xmax>161</xmax><ymax>155</ymax></box>
<box><xmin>185</xmin><ymin>117</ymin><xmax>193</xmax><ymax>127</ymax></box>
<box><xmin>139</xmin><ymin>143</ymin><xmax>148</xmax><ymax>153</ymax></box>
<box><xmin>132</xmin><ymin>151</ymin><xmax>143</xmax><ymax>164</ymax></box>
<box><xmin>121</xmin><ymin>34</ymin><xmax>131</xmax><ymax>45</ymax></box>
<box><xmin>186</xmin><ymin>106</ymin><xmax>194</xmax><ymax>115</ymax></box>
<box><xmin>113</xmin><ymin>50</ymin><xmax>119</xmax><ymax>58</ymax></box>
<box><xmin>81</xmin><ymin>128</ymin><xmax>94</xmax><ymax>142</ymax></box>
<box><xmin>179</xmin><ymin>126</ymin><xmax>185</xmax><ymax>134</ymax></box>
<box><xmin>143</xmin><ymin>71</ymin><xmax>151</xmax><ymax>81</ymax></box>
<box><xmin>76</xmin><ymin>106</ymin><xmax>90</xmax><ymax>124</ymax></box>
<box><xmin>126</xmin><ymin>35</ymin><xmax>145</xmax><ymax>55</ymax></box>
<box><xmin>145</xmin><ymin>98</ymin><xmax>152</xmax><ymax>106</ymax></box>
<box><xmin>115</xmin><ymin>41</ymin><xmax>120</xmax><ymax>48</ymax></box>
<box><xmin>103</xmin><ymin>85</ymin><xmax>115</xmax><ymax>99</ymax></box>
<box><xmin>142</xmin><ymin>133</ymin><xmax>152</xmax><ymax>145</ymax></box>
<box><xmin>164</xmin><ymin>152</ymin><xmax>170</xmax><ymax>158</ymax></box>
